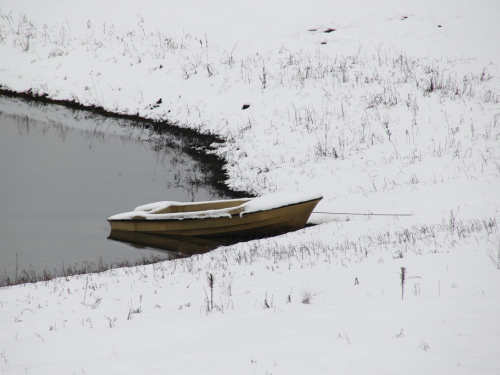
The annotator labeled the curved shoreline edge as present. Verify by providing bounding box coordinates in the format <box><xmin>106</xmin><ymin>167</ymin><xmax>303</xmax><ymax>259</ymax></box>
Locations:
<box><xmin>0</xmin><ymin>86</ymin><xmax>252</xmax><ymax>201</ymax></box>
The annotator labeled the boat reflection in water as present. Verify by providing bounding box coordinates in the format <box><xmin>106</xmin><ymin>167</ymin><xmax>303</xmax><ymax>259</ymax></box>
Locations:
<box><xmin>108</xmin><ymin>230</ymin><xmax>222</xmax><ymax>256</ymax></box>
<box><xmin>107</xmin><ymin>229</ymin><xmax>281</xmax><ymax>257</ymax></box>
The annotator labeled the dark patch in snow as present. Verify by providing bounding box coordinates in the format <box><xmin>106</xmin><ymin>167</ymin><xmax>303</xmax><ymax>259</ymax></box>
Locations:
<box><xmin>308</xmin><ymin>28</ymin><xmax>318</xmax><ymax>32</ymax></box>
<box><xmin>242</xmin><ymin>104</ymin><xmax>250</xmax><ymax>110</ymax></box>
<box><xmin>324</xmin><ymin>28</ymin><xmax>336</xmax><ymax>33</ymax></box>
<box><xmin>401</xmin><ymin>16</ymin><xmax>408</xmax><ymax>20</ymax></box>
<box><xmin>320</xmin><ymin>42</ymin><xmax>327</xmax><ymax>45</ymax></box>
<box><xmin>148</xmin><ymin>65</ymin><xmax>164</xmax><ymax>74</ymax></box>
<box><xmin>147</xmin><ymin>98</ymin><xmax>162</xmax><ymax>110</ymax></box>
<box><xmin>438</xmin><ymin>25</ymin><xmax>442</xmax><ymax>28</ymax></box>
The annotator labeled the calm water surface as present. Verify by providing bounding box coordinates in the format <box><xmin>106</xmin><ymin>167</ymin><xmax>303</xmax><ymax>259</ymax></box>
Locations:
<box><xmin>0</xmin><ymin>96</ymin><xmax>225</xmax><ymax>279</ymax></box>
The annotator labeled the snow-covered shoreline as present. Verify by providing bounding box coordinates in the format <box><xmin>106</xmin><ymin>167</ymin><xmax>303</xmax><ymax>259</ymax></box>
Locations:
<box><xmin>1</xmin><ymin>0</ymin><xmax>500</xmax><ymax>373</ymax></box>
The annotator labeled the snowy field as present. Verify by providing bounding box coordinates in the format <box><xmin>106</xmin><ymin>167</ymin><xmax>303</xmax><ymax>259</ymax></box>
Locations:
<box><xmin>1</xmin><ymin>0</ymin><xmax>500</xmax><ymax>373</ymax></box>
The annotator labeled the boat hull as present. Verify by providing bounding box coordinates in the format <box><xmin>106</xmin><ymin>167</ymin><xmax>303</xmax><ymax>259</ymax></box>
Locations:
<box><xmin>108</xmin><ymin>198</ymin><xmax>321</xmax><ymax>236</ymax></box>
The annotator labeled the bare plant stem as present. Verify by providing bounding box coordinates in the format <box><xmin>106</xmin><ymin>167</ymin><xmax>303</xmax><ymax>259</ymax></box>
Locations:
<box><xmin>400</xmin><ymin>267</ymin><xmax>406</xmax><ymax>300</ymax></box>
<box><xmin>206</xmin><ymin>273</ymin><xmax>215</xmax><ymax>311</ymax></box>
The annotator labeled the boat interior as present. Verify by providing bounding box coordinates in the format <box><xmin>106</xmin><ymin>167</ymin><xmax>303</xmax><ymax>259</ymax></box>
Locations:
<box><xmin>145</xmin><ymin>198</ymin><xmax>252</xmax><ymax>214</ymax></box>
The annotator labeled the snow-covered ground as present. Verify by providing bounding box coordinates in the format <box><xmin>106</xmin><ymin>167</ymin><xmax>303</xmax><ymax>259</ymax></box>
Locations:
<box><xmin>1</xmin><ymin>0</ymin><xmax>499</xmax><ymax>373</ymax></box>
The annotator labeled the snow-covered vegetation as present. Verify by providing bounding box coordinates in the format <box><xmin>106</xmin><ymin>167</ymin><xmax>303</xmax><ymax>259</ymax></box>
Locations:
<box><xmin>1</xmin><ymin>0</ymin><xmax>499</xmax><ymax>373</ymax></box>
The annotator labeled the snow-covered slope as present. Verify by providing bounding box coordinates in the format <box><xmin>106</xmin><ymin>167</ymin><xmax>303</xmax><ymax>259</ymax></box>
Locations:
<box><xmin>1</xmin><ymin>0</ymin><xmax>499</xmax><ymax>373</ymax></box>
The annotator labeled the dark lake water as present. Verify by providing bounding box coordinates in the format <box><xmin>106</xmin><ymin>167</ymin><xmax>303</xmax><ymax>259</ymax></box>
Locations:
<box><xmin>0</xmin><ymin>96</ymin><xmax>228</xmax><ymax>281</ymax></box>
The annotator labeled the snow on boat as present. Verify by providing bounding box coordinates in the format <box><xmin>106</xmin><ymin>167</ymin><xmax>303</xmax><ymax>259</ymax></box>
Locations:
<box><xmin>108</xmin><ymin>191</ymin><xmax>322</xmax><ymax>237</ymax></box>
